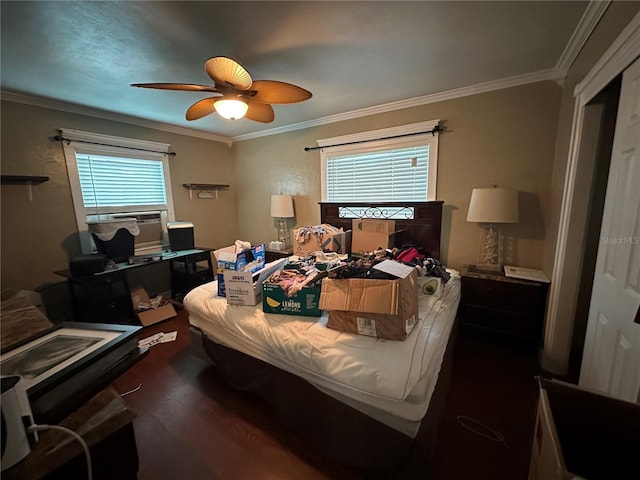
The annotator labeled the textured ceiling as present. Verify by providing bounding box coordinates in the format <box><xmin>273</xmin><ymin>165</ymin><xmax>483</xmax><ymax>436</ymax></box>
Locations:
<box><xmin>1</xmin><ymin>1</ymin><xmax>590</xmax><ymax>140</ymax></box>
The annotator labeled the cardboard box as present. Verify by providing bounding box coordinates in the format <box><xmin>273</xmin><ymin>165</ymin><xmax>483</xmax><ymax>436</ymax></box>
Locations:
<box><xmin>215</xmin><ymin>243</ymin><xmax>266</xmax><ymax>271</ymax></box>
<box><xmin>214</xmin><ymin>244</ymin><xmax>266</xmax><ymax>297</ymax></box>
<box><xmin>351</xmin><ymin>219</ymin><xmax>398</xmax><ymax>255</ymax></box>
<box><xmin>223</xmin><ymin>259</ymin><xmax>288</xmax><ymax>306</ymax></box>
<box><xmin>130</xmin><ymin>286</ymin><xmax>176</xmax><ymax>326</ymax></box>
<box><xmin>319</xmin><ymin>260</ymin><xmax>419</xmax><ymax>340</ymax></box>
<box><xmin>262</xmin><ymin>281</ymin><xmax>322</xmax><ymax>316</ymax></box>
<box><xmin>292</xmin><ymin>229</ymin><xmax>352</xmax><ymax>256</ymax></box>
<box><xmin>529</xmin><ymin>378</ymin><xmax>640</xmax><ymax>480</ymax></box>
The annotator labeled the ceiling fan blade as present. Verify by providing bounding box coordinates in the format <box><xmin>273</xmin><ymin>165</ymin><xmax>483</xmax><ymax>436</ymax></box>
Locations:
<box><xmin>185</xmin><ymin>97</ymin><xmax>218</xmax><ymax>121</ymax></box>
<box><xmin>250</xmin><ymin>80</ymin><xmax>312</xmax><ymax>104</ymax></box>
<box><xmin>131</xmin><ymin>83</ymin><xmax>218</xmax><ymax>93</ymax></box>
<box><xmin>204</xmin><ymin>57</ymin><xmax>253</xmax><ymax>90</ymax></box>
<box><xmin>245</xmin><ymin>101</ymin><xmax>275</xmax><ymax>123</ymax></box>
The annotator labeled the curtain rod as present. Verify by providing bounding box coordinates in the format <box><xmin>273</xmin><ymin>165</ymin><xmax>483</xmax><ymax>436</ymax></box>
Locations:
<box><xmin>54</xmin><ymin>135</ymin><xmax>177</xmax><ymax>157</ymax></box>
<box><xmin>303</xmin><ymin>125</ymin><xmax>442</xmax><ymax>152</ymax></box>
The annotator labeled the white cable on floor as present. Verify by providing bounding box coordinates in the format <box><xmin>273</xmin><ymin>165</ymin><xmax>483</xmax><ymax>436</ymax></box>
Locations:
<box><xmin>119</xmin><ymin>383</ymin><xmax>143</xmax><ymax>397</ymax></box>
<box><xmin>28</xmin><ymin>424</ymin><xmax>93</xmax><ymax>480</ymax></box>
<box><xmin>456</xmin><ymin>415</ymin><xmax>509</xmax><ymax>448</ymax></box>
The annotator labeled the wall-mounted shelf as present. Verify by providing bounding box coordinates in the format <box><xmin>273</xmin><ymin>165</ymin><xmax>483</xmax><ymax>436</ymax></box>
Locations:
<box><xmin>182</xmin><ymin>183</ymin><xmax>229</xmax><ymax>200</ymax></box>
<box><xmin>1</xmin><ymin>175</ymin><xmax>50</xmax><ymax>201</ymax></box>
<box><xmin>1</xmin><ymin>175</ymin><xmax>50</xmax><ymax>185</ymax></box>
<box><xmin>183</xmin><ymin>183</ymin><xmax>229</xmax><ymax>190</ymax></box>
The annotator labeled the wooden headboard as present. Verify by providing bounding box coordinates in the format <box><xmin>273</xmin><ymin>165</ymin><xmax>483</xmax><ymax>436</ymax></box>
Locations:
<box><xmin>319</xmin><ymin>201</ymin><xmax>443</xmax><ymax>260</ymax></box>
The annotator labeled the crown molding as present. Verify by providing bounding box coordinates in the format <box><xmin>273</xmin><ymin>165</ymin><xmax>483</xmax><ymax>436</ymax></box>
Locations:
<box><xmin>554</xmin><ymin>1</ymin><xmax>611</xmax><ymax>78</ymax></box>
<box><xmin>1</xmin><ymin>68</ymin><xmax>565</xmax><ymax>146</ymax></box>
<box><xmin>575</xmin><ymin>8</ymin><xmax>640</xmax><ymax>100</ymax></box>
<box><xmin>231</xmin><ymin>68</ymin><xmax>563</xmax><ymax>142</ymax></box>
<box><xmin>1</xmin><ymin>3</ymin><xmax>602</xmax><ymax>146</ymax></box>
<box><xmin>0</xmin><ymin>90</ymin><xmax>233</xmax><ymax>146</ymax></box>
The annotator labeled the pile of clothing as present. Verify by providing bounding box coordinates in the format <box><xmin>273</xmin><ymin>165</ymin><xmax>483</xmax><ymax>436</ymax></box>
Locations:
<box><xmin>293</xmin><ymin>224</ymin><xmax>343</xmax><ymax>246</ymax></box>
<box><xmin>321</xmin><ymin>245</ymin><xmax>451</xmax><ymax>283</ymax></box>
<box><xmin>266</xmin><ymin>259</ymin><xmax>326</xmax><ymax>298</ymax></box>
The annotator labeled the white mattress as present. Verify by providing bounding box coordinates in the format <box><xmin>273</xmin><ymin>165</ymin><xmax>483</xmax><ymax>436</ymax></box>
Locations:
<box><xmin>184</xmin><ymin>268</ymin><xmax>460</xmax><ymax>437</ymax></box>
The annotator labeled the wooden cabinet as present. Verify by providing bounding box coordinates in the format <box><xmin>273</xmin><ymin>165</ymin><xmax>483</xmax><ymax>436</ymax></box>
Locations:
<box><xmin>459</xmin><ymin>265</ymin><xmax>549</xmax><ymax>348</ymax></box>
<box><xmin>3</xmin><ymin>388</ymin><xmax>139</xmax><ymax>480</ymax></box>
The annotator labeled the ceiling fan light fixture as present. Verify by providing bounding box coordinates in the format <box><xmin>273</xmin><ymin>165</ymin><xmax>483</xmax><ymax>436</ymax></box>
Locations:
<box><xmin>132</xmin><ymin>57</ymin><xmax>310</xmax><ymax>123</ymax></box>
<box><xmin>214</xmin><ymin>99</ymin><xmax>248</xmax><ymax>120</ymax></box>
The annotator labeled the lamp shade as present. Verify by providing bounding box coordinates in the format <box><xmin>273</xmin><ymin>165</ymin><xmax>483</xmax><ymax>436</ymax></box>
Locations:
<box><xmin>466</xmin><ymin>188</ymin><xmax>519</xmax><ymax>224</ymax></box>
<box><xmin>270</xmin><ymin>195</ymin><xmax>294</xmax><ymax>218</ymax></box>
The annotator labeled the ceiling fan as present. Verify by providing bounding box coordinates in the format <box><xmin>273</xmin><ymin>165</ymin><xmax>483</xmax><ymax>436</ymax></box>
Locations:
<box><xmin>131</xmin><ymin>56</ymin><xmax>312</xmax><ymax>123</ymax></box>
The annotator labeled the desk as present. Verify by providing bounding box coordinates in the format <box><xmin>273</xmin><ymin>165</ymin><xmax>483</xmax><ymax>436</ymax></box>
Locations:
<box><xmin>56</xmin><ymin>248</ymin><xmax>214</xmax><ymax>322</ymax></box>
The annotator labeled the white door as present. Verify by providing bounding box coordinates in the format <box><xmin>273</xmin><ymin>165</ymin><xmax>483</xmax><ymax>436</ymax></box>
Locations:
<box><xmin>579</xmin><ymin>57</ymin><xmax>640</xmax><ymax>403</ymax></box>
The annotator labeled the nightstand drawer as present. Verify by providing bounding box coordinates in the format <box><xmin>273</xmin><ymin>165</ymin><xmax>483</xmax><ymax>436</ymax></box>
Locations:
<box><xmin>462</xmin><ymin>277</ymin><xmax>542</xmax><ymax>313</ymax></box>
<box><xmin>460</xmin><ymin>304</ymin><xmax>537</xmax><ymax>338</ymax></box>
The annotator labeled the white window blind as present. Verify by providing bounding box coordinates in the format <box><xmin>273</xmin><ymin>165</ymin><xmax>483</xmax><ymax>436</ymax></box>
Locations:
<box><xmin>325</xmin><ymin>145</ymin><xmax>430</xmax><ymax>202</ymax></box>
<box><xmin>319</xmin><ymin>120</ymin><xmax>439</xmax><ymax>203</ymax></box>
<box><xmin>76</xmin><ymin>154</ymin><xmax>167</xmax><ymax>210</ymax></box>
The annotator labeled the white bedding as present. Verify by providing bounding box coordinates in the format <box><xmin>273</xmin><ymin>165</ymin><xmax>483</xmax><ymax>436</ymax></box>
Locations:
<box><xmin>185</xmin><ymin>267</ymin><xmax>460</xmax><ymax>436</ymax></box>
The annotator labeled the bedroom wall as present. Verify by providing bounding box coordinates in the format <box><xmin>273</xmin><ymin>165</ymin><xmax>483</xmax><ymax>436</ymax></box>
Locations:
<box><xmin>540</xmin><ymin>1</ymin><xmax>640</xmax><ymax>374</ymax></box>
<box><xmin>0</xmin><ymin>100</ymin><xmax>235</xmax><ymax>292</ymax></box>
<box><xmin>543</xmin><ymin>0</ymin><xmax>640</xmax><ymax>276</ymax></box>
<box><xmin>232</xmin><ymin>81</ymin><xmax>562</xmax><ymax>271</ymax></box>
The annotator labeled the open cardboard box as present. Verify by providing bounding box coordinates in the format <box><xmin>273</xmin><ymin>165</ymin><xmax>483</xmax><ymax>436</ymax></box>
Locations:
<box><xmin>214</xmin><ymin>243</ymin><xmax>266</xmax><ymax>297</ymax></box>
<box><xmin>130</xmin><ymin>286</ymin><xmax>176</xmax><ymax>327</ymax></box>
<box><xmin>262</xmin><ymin>281</ymin><xmax>322</xmax><ymax>317</ymax></box>
<box><xmin>292</xmin><ymin>228</ymin><xmax>352</xmax><ymax>256</ymax></box>
<box><xmin>223</xmin><ymin>258</ymin><xmax>288</xmax><ymax>306</ymax></box>
<box><xmin>319</xmin><ymin>260</ymin><xmax>419</xmax><ymax>340</ymax></box>
<box><xmin>351</xmin><ymin>219</ymin><xmax>399</xmax><ymax>256</ymax></box>
<box><xmin>529</xmin><ymin>377</ymin><xmax>640</xmax><ymax>480</ymax></box>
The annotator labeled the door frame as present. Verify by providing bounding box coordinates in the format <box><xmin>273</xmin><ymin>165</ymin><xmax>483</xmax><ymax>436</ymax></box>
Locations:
<box><xmin>542</xmin><ymin>11</ymin><xmax>640</xmax><ymax>375</ymax></box>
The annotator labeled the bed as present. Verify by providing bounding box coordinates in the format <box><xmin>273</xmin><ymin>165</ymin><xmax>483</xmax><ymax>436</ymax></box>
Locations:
<box><xmin>185</xmin><ymin>201</ymin><xmax>460</xmax><ymax>472</ymax></box>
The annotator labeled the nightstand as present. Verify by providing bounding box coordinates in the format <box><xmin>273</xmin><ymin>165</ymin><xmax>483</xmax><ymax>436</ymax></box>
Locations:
<box><xmin>265</xmin><ymin>248</ymin><xmax>293</xmax><ymax>263</ymax></box>
<box><xmin>459</xmin><ymin>265</ymin><xmax>549</xmax><ymax>348</ymax></box>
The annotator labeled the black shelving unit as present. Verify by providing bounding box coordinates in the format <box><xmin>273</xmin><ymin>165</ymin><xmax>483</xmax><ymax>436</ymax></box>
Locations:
<box><xmin>64</xmin><ymin>271</ymin><xmax>134</xmax><ymax>324</ymax></box>
<box><xmin>170</xmin><ymin>250</ymin><xmax>214</xmax><ymax>301</ymax></box>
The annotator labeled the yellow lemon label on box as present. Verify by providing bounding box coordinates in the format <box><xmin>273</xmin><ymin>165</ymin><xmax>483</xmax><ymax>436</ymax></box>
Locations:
<box><xmin>266</xmin><ymin>297</ymin><xmax>281</xmax><ymax>308</ymax></box>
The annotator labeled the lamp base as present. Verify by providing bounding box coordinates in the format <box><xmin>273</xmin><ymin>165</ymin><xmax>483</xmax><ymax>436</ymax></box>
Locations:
<box><xmin>277</xmin><ymin>218</ymin><xmax>290</xmax><ymax>248</ymax></box>
<box><xmin>477</xmin><ymin>224</ymin><xmax>504</xmax><ymax>272</ymax></box>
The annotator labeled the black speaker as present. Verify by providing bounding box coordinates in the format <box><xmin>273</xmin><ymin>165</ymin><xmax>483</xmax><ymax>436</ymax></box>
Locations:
<box><xmin>167</xmin><ymin>222</ymin><xmax>194</xmax><ymax>251</ymax></box>
<box><xmin>69</xmin><ymin>253</ymin><xmax>108</xmax><ymax>277</ymax></box>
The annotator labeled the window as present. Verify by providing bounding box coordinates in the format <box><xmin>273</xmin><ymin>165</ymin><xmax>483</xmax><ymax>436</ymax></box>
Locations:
<box><xmin>320</xmin><ymin>120</ymin><xmax>439</xmax><ymax>217</ymax></box>
<box><xmin>75</xmin><ymin>154</ymin><xmax>168</xmax><ymax>212</ymax></box>
<box><xmin>326</xmin><ymin>144</ymin><xmax>430</xmax><ymax>201</ymax></box>
<box><xmin>61</xmin><ymin>129</ymin><xmax>175</xmax><ymax>254</ymax></box>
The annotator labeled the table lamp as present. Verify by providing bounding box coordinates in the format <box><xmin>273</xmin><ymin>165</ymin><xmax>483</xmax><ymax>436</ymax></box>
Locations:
<box><xmin>270</xmin><ymin>195</ymin><xmax>295</xmax><ymax>247</ymax></box>
<box><xmin>466</xmin><ymin>186</ymin><xmax>519</xmax><ymax>272</ymax></box>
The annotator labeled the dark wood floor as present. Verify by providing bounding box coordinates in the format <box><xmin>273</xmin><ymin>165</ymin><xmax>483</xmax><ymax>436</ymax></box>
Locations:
<box><xmin>111</xmin><ymin>309</ymin><xmax>542</xmax><ymax>480</ymax></box>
